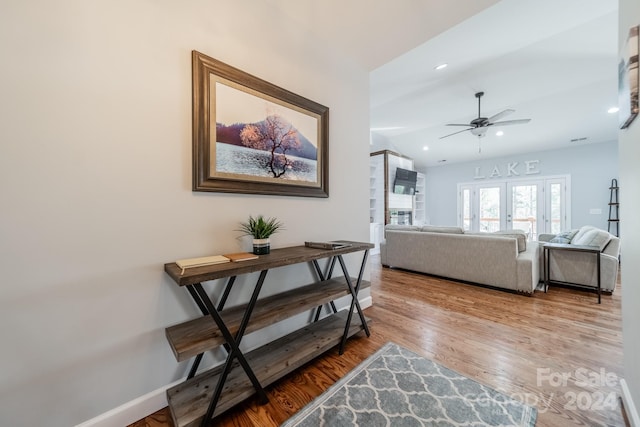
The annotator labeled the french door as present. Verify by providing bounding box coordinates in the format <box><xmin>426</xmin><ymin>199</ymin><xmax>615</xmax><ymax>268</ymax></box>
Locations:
<box><xmin>507</xmin><ymin>181</ymin><xmax>544</xmax><ymax>240</ymax></box>
<box><xmin>545</xmin><ymin>178</ymin><xmax>568</xmax><ymax>235</ymax></box>
<box><xmin>460</xmin><ymin>183</ymin><xmax>506</xmax><ymax>233</ymax></box>
<box><xmin>458</xmin><ymin>176</ymin><xmax>569</xmax><ymax>239</ymax></box>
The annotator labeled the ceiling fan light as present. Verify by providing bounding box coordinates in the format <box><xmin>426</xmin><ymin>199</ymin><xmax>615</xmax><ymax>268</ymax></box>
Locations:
<box><xmin>470</xmin><ymin>127</ymin><xmax>487</xmax><ymax>136</ymax></box>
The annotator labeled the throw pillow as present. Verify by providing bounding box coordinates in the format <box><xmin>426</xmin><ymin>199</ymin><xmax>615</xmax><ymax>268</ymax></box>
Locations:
<box><xmin>570</xmin><ymin>226</ymin><xmax>595</xmax><ymax>244</ymax></box>
<box><xmin>549</xmin><ymin>229</ymin><xmax>579</xmax><ymax>244</ymax></box>
<box><xmin>571</xmin><ymin>228</ymin><xmax>612</xmax><ymax>251</ymax></box>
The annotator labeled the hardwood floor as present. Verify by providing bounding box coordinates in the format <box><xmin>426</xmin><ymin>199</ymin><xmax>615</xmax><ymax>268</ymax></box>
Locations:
<box><xmin>130</xmin><ymin>256</ymin><xmax>625</xmax><ymax>427</ymax></box>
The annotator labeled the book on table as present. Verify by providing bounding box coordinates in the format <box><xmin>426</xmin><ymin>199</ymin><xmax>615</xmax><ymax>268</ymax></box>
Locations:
<box><xmin>304</xmin><ymin>241</ymin><xmax>352</xmax><ymax>250</ymax></box>
<box><xmin>175</xmin><ymin>255</ymin><xmax>230</xmax><ymax>274</ymax></box>
<box><xmin>223</xmin><ymin>252</ymin><xmax>259</xmax><ymax>262</ymax></box>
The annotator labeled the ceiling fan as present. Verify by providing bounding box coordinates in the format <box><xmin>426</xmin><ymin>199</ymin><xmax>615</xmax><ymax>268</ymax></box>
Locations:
<box><xmin>440</xmin><ymin>91</ymin><xmax>531</xmax><ymax>141</ymax></box>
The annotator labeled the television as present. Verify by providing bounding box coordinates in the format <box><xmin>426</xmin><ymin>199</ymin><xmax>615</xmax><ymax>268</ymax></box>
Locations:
<box><xmin>393</xmin><ymin>167</ymin><xmax>417</xmax><ymax>195</ymax></box>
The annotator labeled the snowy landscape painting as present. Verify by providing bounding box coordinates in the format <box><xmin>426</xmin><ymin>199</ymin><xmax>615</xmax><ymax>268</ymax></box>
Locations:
<box><xmin>191</xmin><ymin>50</ymin><xmax>329</xmax><ymax>197</ymax></box>
<box><xmin>213</xmin><ymin>82</ymin><xmax>319</xmax><ymax>183</ymax></box>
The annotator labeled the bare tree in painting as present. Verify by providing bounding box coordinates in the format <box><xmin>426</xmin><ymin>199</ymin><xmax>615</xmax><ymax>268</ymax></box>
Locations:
<box><xmin>240</xmin><ymin>114</ymin><xmax>301</xmax><ymax>178</ymax></box>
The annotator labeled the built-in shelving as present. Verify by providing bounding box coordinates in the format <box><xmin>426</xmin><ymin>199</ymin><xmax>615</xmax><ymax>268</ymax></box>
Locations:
<box><xmin>369</xmin><ymin>154</ymin><xmax>385</xmax><ymax>225</ymax></box>
<box><xmin>414</xmin><ymin>172</ymin><xmax>426</xmax><ymax>225</ymax></box>
<box><xmin>369</xmin><ymin>150</ymin><xmax>419</xmax><ymax>227</ymax></box>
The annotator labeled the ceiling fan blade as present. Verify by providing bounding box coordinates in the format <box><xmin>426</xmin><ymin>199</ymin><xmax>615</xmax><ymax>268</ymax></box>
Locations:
<box><xmin>490</xmin><ymin>118</ymin><xmax>531</xmax><ymax>127</ymax></box>
<box><xmin>440</xmin><ymin>127</ymin><xmax>473</xmax><ymax>139</ymax></box>
<box><xmin>445</xmin><ymin>123</ymin><xmax>474</xmax><ymax>127</ymax></box>
<box><xmin>487</xmin><ymin>109</ymin><xmax>515</xmax><ymax>123</ymax></box>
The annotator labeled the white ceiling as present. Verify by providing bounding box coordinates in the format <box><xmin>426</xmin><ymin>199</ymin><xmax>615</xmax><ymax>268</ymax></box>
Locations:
<box><xmin>369</xmin><ymin>0</ymin><xmax>620</xmax><ymax>168</ymax></box>
<box><xmin>269</xmin><ymin>0</ymin><xmax>620</xmax><ymax>170</ymax></box>
<box><xmin>267</xmin><ymin>0</ymin><xmax>501</xmax><ymax>70</ymax></box>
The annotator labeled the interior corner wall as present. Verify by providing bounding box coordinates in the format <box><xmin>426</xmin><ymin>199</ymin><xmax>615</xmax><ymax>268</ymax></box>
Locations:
<box><xmin>619</xmin><ymin>0</ymin><xmax>640</xmax><ymax>421</ymax></box>
<box><xmin>423</xmin><ymin>142</ymin><xmax>618</xmax><ymax>229</ymax></box>
<box><xmin>0</xmin><ymin>2</ymin><xmax>370</xmax><ymax>426</ymax></box>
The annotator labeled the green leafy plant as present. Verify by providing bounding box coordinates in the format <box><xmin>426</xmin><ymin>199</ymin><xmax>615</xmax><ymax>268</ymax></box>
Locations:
<box><xmin>237</xmin><ymin>215</ymin><xmax>284</xmax><ymax>239</ymax></box>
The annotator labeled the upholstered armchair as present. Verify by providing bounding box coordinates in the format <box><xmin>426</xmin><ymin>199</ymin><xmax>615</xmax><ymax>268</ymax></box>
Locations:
<box><xmin>538</xmin><ymin>226</ymin><xmax>620</xmax><ymax>293</ymax></box>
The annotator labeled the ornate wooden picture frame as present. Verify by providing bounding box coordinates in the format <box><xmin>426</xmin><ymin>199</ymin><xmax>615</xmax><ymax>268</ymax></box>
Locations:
<box><xmin>192</xmin><ymin>51</ymin><xmax>329</xmax><ymax>197</ymax></box>
<box><xmin>619</xmin><ymin>25</ymin><xmax>639</xmax><ymax>129</ymax></box>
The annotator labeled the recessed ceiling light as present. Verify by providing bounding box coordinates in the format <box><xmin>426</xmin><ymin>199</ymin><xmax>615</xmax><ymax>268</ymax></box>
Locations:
<box><xmin>496</xmin><ymin>130</ymin><xmax>504</xmax><ymax>136</ymax></box>
<box><xmin>434</xmin><ymin>63</ymin><xmax>448</xmax><ymax>70</ymax></box>
<box><xmin>423</xmin><ymin>146</ymin><xmax>429</xmax><ymax>151</ymax></box>
<box><xmin>608</xmin><ymin>107</ymin><xmax>619</xmax><ymax>114</ymax></box>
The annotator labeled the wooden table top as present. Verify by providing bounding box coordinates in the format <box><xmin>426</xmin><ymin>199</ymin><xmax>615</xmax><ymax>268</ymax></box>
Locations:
<box><xmin>164</xmin><ymin>241</ymin><xmax>374</xmax><ymax>286</ymax></box>
<box><xmin>543</xmin><ymin>242</ymin><xmax>601</xmax><ymax>252</ymax></box>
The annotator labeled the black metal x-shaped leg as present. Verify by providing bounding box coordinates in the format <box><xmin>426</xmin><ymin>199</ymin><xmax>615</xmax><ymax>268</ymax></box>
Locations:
<box><xmin>186</xmin><ymin>270</ymin><xmax>270</xmax><ymax>427</ymax></box>
<box><xmin>185</xmin><ymin>275</ymin><xmax>237</xmax><ymax>379</ymax></box>
<box><xmin>311</xmin><ymin>258</ymin><xmax>339</xmax><ymax>321</ymax></box>
<box><xmin>336</xmin><ymin>250</ymin><xmax>371</xmax><ymax>354</ymax></box>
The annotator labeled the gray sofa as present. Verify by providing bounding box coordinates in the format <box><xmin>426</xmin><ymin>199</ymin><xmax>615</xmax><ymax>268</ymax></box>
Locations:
<box><xmin>380</xmin><ymin>225</ymin><xmax>540</xmax><ymax>294</ymax></box>
<box><xmin>539</xmin><ymin>226</ymin><xmax>620</xmax><ymax>293</ymax></box>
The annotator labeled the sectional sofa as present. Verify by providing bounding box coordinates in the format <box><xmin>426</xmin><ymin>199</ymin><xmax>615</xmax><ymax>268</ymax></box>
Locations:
<box><xmin>380</xmin><ymin>225</ymin><xmax>540</xmax><ymax>294</ymax></box>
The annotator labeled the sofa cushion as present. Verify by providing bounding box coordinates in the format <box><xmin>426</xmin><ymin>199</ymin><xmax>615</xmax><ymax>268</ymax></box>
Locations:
<box><xmin>571</xmin><ymin>228</ymin><xmax>612</xmax><ymax>251</ymax></box>
<box><xmin>549</xmin><ymin>229</ymin><xmax>579</xmax><ymax>244</ymax></box>
<box><xmin>420</xmin><ymin>225</ymin><xmax>465</xmax><ymax>234</ymax></box>
<box><xmin>492</xmin><ymin>230</ymin><xmax>527</xmax><ymax>252</ymax></box>
<box><xmin>384</xmin><ymin>224</ymin><xmax>422</xmax><ymax>232</ymax></box>
<box><xmin>570</xmin><ymin>226</ymin><xmax>595</xmax><ymax>244</ymax></box>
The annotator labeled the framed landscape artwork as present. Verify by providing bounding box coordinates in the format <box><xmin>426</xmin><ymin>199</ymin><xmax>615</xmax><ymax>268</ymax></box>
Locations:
<box><xmin>619</xmin><ymin>25</ymin><xmax>639</xmax><ymax>129</ymax></box>
<box><xmin>191</xmin><ymin>50</ymin><xmax>329</xmax><ymax>197</ymax></box>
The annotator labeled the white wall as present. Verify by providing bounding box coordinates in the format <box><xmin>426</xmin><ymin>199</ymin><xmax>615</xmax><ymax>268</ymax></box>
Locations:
<box><xmin>619</xmin><ymin>0</ymin><xmax>640</xmax><ymax>422</ymax></box>
<box><xmin>0</xmin><ymin>1</ymin><xmax>371</xmax><ymax>426</ymax></box>
<box><xmin>423</xmin><ymin>141</ymin><xmax>618</xmax><ymax>229</ymax></box>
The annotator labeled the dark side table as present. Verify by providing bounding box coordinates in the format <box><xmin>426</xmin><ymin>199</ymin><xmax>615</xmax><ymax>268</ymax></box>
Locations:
<box><xmin>543</xmin><ymin>243</ymin><xmax>601</xmax><ymax>303</ymax></box>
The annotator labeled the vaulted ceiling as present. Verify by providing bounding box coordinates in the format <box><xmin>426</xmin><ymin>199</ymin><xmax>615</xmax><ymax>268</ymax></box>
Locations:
<box><xmin>270</xmin><ymin>0</ymin><xmax>620</xmax><ymax>169</ymax></box>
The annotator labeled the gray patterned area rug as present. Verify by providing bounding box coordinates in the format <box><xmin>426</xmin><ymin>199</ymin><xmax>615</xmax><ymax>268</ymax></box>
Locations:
<box><xmin>282</xmin><ymin>342</ymin><xmax>537</xmax><ymax>427</ymax></box>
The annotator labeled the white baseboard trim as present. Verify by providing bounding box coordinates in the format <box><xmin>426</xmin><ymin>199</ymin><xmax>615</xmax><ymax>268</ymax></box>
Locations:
<box><xmin>74</xmin><ymin>378</ymin><xmax>180</xmax><ymax>427</ymax></box>
<box><xmin>76</xmin><ymin>295</ymin><xmax>374</xmax><ymax>427</ymax></box>
<box><xmin>360</xmin><ymin>295</ymin><xmax>373</xmax><ymax>310</ymax></box>
<box><xmin>621</xmin><ymin>379</ymin><xmax>640</xmax><ymax>427</ymax></box>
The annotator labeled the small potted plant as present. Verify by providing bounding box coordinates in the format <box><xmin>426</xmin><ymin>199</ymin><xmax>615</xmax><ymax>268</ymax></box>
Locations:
<box><xmin>237</xmin><ymin>215</ymin><xmax>284</xmax><ymax>255</ymax></box>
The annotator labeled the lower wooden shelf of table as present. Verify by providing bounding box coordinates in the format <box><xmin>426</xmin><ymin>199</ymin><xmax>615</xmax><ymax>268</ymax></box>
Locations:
<box><xmin>166</xmin><ymin>278</ymin><xmax>370</xmax><ymax>362</ymax></box>
<box><xmin>167</xmin><ymin>310</ymin><xmax>370</xmax><ymax>427</ymax></box>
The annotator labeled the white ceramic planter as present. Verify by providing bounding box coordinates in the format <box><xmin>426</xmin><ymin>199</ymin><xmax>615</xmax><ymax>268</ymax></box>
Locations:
<box><xmin>252</xmin><ymin>238</ymin><xmax>270</xmax><ymax>255</ymax></box>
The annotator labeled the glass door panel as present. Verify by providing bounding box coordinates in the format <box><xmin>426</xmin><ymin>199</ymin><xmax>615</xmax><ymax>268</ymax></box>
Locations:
<box><xmin>479</xmin><ymin>186</ymin><xmax>502</xmax><ymax>232</ymax></box>
<box><xmin>546</xmin><ymin>179</ymin><xmax>567</xmax><ymax>234</ymax></box>
<box><xmin>460</xmin><ymin>186</ymin><xmax>472</xmax><ymax>231</ymax></box>
<box><xmin>509</xmin><ymin>183</ymin><xmax>542</xmax><ymax>240</ymax></box>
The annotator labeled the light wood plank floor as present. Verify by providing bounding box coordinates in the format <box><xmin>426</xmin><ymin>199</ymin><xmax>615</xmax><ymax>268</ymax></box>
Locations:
<box><xmin>131</xmin><ymin>256</ymin><xmax>626</xmax><ymax>427</ymax></box>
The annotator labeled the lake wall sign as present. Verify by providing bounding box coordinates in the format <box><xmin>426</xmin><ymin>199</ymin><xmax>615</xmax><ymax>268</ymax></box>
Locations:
<box><xmin>473</xmin><ymin>160</ymin><xmax>540</xmax><ymax>180</ymax></box>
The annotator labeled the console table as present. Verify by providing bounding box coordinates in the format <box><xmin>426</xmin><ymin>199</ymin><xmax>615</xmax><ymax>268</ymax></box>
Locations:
<box><xmin>543</xmin><ymin>243</ymin><xmax>601</xmax><ymax>304</ymax></box>
<box><xmin>163</xmin><ymin>241</ymin><xmax>373</xmax><ymax>427</ymax></box>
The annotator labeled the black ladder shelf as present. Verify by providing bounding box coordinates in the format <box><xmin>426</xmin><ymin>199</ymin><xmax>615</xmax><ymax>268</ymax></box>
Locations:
<box><xmin>608</xmin><ymin>179</ymin><xmax>619</xmax><ymax>237</ymax></box>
